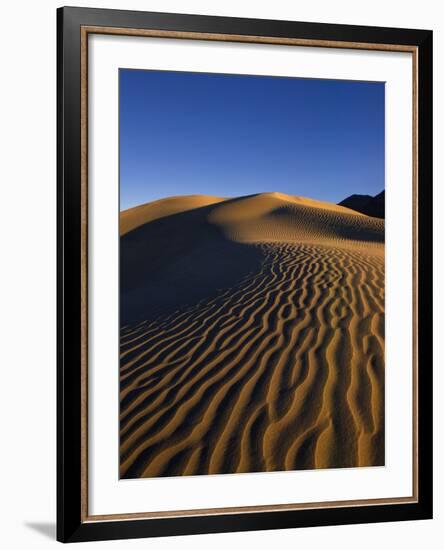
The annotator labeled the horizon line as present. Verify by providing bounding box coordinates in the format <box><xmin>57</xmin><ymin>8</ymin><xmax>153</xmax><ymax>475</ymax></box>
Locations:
<box><xmin>119</xmin><ymin>189</ymin><xmax>384</xmax><ymax>213</ymax></box>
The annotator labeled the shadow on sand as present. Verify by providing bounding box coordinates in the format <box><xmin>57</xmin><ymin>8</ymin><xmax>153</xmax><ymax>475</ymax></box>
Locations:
<box><xmin>120</xmin><ymin>200</ymin><xmax>265</xmax><ymax>324</ymax></box>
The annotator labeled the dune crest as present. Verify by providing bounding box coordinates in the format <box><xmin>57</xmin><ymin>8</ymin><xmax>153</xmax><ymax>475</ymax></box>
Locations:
<box><xmin>207</xmin><ymin>193</ymin><xmax>383</xmax><ymax>249</ymax></box>
<box><xmin>120</xmin><ymin>193</ymin><xmax>385</xmax><ymax>478</ymax></box>
<box><xmin>120</xmin><ymin>194</ymin><xmax>226</xmax><ymax>235</ymax></box>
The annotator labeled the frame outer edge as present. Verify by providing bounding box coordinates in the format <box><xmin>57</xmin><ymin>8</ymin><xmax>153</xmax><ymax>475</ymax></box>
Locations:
<box><xmin>417</xmin><ymin>30</ymin><xmax>433</xmax><ymax>518</ymax></box>
<box><xmin>57</xmin><ymin>6</ymin><xmax>84</xmax><ymax>543</ymax></box>
<box><xmin>56</xmin><ymin>6</ymin><xmax>64</xmax><ymax>542</ymax></box>
<box><xmin>57</xmin><ymin>6</ymin><xmax>433</xmax><ymax>542</ymax></box>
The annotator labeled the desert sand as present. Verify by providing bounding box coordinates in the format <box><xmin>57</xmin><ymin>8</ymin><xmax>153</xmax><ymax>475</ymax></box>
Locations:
<box><xmin>119</xmin><ymin>192</ymin><xmax>384</xmax><ymax>478</ymax></box>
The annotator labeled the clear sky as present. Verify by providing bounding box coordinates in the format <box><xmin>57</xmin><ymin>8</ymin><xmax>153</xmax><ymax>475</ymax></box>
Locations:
<box><xmin>119</xmin><ymin>69</ymin><xmax>384</xmax><ymax>211</ymax></box>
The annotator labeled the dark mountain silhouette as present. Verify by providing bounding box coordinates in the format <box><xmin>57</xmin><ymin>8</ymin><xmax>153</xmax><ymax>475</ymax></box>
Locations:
<box><xmin>339</xmin><ymin>190</ymin><xmax>385</xmax><ymax>219</ymax></box>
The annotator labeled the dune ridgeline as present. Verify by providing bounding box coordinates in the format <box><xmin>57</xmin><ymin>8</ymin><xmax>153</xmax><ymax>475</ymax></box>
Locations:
<box><xmin>119</xmin><ymin>192</ymin><xmax>385</xmax><ymax>479</ymax></box>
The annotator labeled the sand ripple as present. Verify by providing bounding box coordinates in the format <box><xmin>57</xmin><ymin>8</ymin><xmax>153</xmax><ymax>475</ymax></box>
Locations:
<box><xmin>120</xmin><ymin>195</ymin><xmax>385</xmax><ymax>479</ymax></box>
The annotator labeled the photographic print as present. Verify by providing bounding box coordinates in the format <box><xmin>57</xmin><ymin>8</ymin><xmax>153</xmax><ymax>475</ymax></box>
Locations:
<box><xmin>119</xmin><ymin>69</ymin><xmax>385</xmax><ymax>479</ymax></box>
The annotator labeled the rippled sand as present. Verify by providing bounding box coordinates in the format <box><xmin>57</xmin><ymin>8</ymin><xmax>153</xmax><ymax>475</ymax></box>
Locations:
<box><xmin>119</xmin><ymin>193</ymin><xmax>384</xmax><ymax>478</ymax></box>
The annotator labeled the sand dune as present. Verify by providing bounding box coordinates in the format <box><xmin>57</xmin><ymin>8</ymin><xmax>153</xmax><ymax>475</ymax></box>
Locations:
<box><xmin>120</xmin><ymin>192</ymin><xmax>384</xmax><ymax>478</ymax></box>
<box><xmin>120</xmin><ymin>194</ymin><xmax>226</xmax><ymax>235</ymax></box>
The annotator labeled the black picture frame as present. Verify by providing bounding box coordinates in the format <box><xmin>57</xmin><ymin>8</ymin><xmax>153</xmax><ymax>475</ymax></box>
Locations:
<box><xmin>57</xmin><ymin>6</ymin><xmax>433</xmax><ymax>543</ymax></box>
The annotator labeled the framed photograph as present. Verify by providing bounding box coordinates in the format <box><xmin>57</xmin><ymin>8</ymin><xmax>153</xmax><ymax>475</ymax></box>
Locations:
<box><xmin>57</xmin><ymin>6</ymin><xmax>433</xmax><ymax>543</ymax></box>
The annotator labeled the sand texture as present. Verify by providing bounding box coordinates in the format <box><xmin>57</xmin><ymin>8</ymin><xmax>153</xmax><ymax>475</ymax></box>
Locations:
<box><xmin>120</xmin><ymin>193</ymin><xmax>385</xmax><ymax>478</ymax></box>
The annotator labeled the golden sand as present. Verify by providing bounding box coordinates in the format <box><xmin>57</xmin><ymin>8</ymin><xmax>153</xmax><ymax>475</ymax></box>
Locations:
<box><xmin>119</xmin><ymin>193</ymin><xmax>384</xmax><ymax>478</ymax></box>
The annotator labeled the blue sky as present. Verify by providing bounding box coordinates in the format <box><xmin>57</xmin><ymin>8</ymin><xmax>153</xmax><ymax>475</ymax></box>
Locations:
<box><xmin>119</xmin><ymin>69</ymin><xmax>384</xmax><ymax>211</ymax></box>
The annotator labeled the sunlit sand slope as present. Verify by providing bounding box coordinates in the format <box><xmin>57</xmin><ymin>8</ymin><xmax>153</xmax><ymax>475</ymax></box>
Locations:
<box><xmin>120</xmin><ymin>194</ymin><xmax>226</xmax><ymax>235</ymax></box>
<box><xmin>120</xmin><ymin>193</ymin><xmax>385</xmax><ymax>478</ymax></box>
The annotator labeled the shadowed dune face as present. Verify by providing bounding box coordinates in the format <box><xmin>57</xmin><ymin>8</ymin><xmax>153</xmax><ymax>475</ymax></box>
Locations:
<box><xmin>120</xmin><ymin>193</ymin><xmax>385</xmax><ymax>478</ymax></box>
<box><xmin>120</xmin><ymin>202</ymin><xmax>266</xmax><ymax>324</ymax></box>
